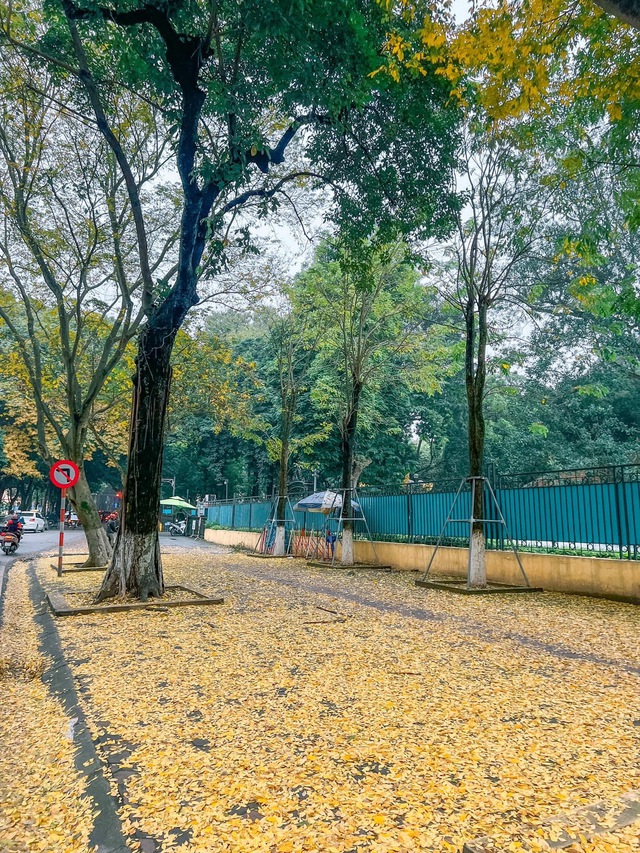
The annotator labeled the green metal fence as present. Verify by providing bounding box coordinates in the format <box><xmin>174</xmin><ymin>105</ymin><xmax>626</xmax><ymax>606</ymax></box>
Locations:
<box><xmin>206</xmin><ymin>464</ymin><xmax>640</xmax><ymax>560</ymax></box>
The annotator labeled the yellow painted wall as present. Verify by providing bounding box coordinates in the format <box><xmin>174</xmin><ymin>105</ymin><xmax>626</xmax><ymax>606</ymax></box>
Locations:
<box><xmin>204</xmin><ymin>528</ymin><xmax>261</xmax><ymax>550</ymax></box>
<box><xmin>203</xmin><ymin>528</ymin><xmax>640</xmax><ymax>603</ymax></box>
<box><xmin>352</xmin><ymin>540</ymin><xmax>640</xmax><ymax>603</ymax></box>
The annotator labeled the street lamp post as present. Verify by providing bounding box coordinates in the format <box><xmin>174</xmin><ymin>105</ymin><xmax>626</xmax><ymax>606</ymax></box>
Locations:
<box><xmin>162</xmin><ymin>477</ymin><xmax>176</xmax><ymax>496</ymax></box>
<box><xmin>223</xmin><ymin>479</ymin><xmax>228</xmax><ymax>501</ymax></box>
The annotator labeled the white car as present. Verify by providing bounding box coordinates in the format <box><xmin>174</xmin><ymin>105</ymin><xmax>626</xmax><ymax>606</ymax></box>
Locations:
<box><xmin>19</xmin><ymin>511</ymin><xmax>48</xmax><ymax>532</ymax></box>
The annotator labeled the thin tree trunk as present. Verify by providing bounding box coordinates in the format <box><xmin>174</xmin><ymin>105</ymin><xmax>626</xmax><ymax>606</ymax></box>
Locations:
<box><xmin>340</xmin><ymin>384</ymin><xmax>362</xmax><ymax>567</ymax></box>
<box><xmin>465</xmin><ymin>300</ymin><xmax>488</xmax><ymax>588</ymax></box>
<box><xmin>72</xmin><ymin>465</ymin><xmax>111</xmax><ymax>568</ymax></box>
<box><xmin>273</xmin><ymin>436</ymin><xmax>289</xmax><ymax>557</ymax></box>
<box><xmin>273</xmin><ymin>400</ymin><xmax>294</xmax><ymax>557</ymax></box>
<box><xmin>23</xmin><ymin>480</ymin><xmax>34</xmax><ymax>511</ymax></box>
<box><xmin>97</xmin><ymin>319</ymin><xmax>178</xmax><ymax>601</ymax></box>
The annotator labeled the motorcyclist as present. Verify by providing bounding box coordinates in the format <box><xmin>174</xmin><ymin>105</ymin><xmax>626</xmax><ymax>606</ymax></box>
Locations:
<box><xmin>4</xmin><ymin>512</ymin><xmax>23</xmax><ymax>540</ymax></box>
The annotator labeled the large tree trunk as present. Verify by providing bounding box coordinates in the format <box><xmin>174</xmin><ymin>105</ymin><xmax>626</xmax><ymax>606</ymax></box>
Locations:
<box><xmin>97</xmin><ymin>319</ymin><xmax>179</xmax><ymax>601</ymax></box>
<box><xmin>72</xmin><ymin>465</ymin><xmax>111</xmax><ymax>568</ymax></box>
<box><xmin>465</xmin><ymin>301</ymin><xmax>487</xmax><ymax>588</ymax></box>
<box><xmin>340</xmin><ymin>385</ymin><xmax>362</xmax><ymax>567</ymax></box>
<box><xmin>593</xmin><ymin>0</ymin><xmax>640</xmax><ymax>30</ymax></box>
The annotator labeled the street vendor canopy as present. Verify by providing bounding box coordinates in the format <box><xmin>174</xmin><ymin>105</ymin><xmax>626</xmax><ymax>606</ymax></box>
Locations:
<box><xmin>159</xmin><ymin>496</ymin><xmax>196</xmax><ymax>510</ymax></box>
<box><xmin>293</xmin><ymin>491</ymin><xmax>361</xmax><ymax>514</ymax></box>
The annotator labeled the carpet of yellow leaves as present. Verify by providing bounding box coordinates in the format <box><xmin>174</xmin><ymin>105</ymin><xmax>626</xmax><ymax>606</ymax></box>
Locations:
<box><xmin>17</xmin><ymin>551</ymin><xmax>640</xmax><ymax>852</ymax></box>
<box><xmin>0</xmin><ymin>561</ymin><xmax>95</xmax><ymax>853</ymax></box>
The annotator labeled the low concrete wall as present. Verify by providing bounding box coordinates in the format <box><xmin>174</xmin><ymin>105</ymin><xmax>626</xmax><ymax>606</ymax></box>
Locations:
<box><xmin>355</xmin><ymin>541</ymin><xmax>640</xmax><ymax>603</ymax></box>
<box><xmin>203</xmin><ymin>528</ymin><xmax>640</xmax><ymax>603</ymax></box>
<box><xmin>205</xmin><ymin>528</ymin><xmax>261</xmax><ymax>550</ymax></box>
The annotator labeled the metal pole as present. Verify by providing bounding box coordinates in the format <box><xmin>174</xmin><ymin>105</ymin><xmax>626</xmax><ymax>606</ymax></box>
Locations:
<box><xmin>614</xmin><ymin>465</ymin><xmax>624</xmax><ymax>560</ymax></box>
<box><xmin>161</xmin><ymin>477</ymin><xmax>176</xmax><ymax>496</ymax></box>
<box><xmin>354</xmin><ymin>486</ymin><xmax>381</xmax><ymax>565</ymax></box>
<box><xmin>421</xmin><ymin>478</ymin><xmax>466</xmax><ymax>581</ymax></box>
<box><xmin>313</xmin><ymin>470</ymin><xmax>317</xmax><ymax>491</ymax></box>
<box><xmin>485</xmin><ymin>479</ymin><xmax>531</xmax><ymax>587</ymax></box>
<box><xmin>57</xmin><ymin>488</ymin><xmax>66</xmax><ymax>578</ymax></box>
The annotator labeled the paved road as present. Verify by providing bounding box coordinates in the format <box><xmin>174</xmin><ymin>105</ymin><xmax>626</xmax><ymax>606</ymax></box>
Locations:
<box><xmin>159</xmin><ymin>532</ymin><xmax>226</xmax><ymax>553</ymax></box>
<box><xmin>0</xmin><ymin>530</ymin><xmax>220</xmax><ymax>566</ymax></box>
<box><xmin>0</xmin><ymin>529</ymin><xmax>88</xmax><ymax>610</ymax></box>
<box><xmin>0</xmin><ymin>528</ymin><xmax>88</xmax><ymax>564</ymax></box>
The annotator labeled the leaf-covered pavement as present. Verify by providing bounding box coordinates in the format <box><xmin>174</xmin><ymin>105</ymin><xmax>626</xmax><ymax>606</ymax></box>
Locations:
<box><xmin>0</xmin><ymin>562</ymin><xmax>95</xmax><ymax>852</ymax></box>
<box><xmin>2</xmin><ymin>547</ymin><xmax>639</xmax><ymax>852</ymax></box>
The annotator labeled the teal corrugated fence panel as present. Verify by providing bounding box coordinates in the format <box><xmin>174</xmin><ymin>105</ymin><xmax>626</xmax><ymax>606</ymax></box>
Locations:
<box><xmin>410</xmin><ymin>490</ymin><xmax>470</xmax><ymax>542</ymax></box>
<box><xmin>219</xmin><ymin>504</ymin><xmax>233</xmax><ymax>527</ymax></box>
<box><xmin>294</xmin><ymin>510</ymin><xmax>326</xmax><ymax>532</ymax></box>
<box><xmin>233</xmin><ymin>503</ymin><xmax>251</xmax><ymax>528</ymax></box>
<box><xmin>250</xmin><ymin>502</ymin><xmax>272</xmax><ymax>530</ymax></box>
<box><xmin>496</xmin><ymin>484</ymin><xmax>620</xmax><ymax>550</ymax></box>
<box><xmin>205</xmin><ymin>466</ymin><xmax>640</xmax><ymax>558</ymax></box>
<box><xmin>624</xmin><ymin>480</ymin><xmax>640</xmax><ymax>556</ymax></box>
<box><xmin>360</xmin><ymin>495</ymin><xmax>409</xmax><ymax>539</ymax></box>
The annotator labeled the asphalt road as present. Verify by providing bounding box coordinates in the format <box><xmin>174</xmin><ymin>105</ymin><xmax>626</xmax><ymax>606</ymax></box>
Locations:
<box><xmin>0</xmin><ymin>528</ymin><xmax>87</xmax><ymax>563</ymax></box>
<box><xmin>0</xmin><ymin>529</ymin><xmax>88</xmax><ymax>610</ymax></box>
<box><xmin>1</xmin><ymin>529</ymin><xmax>221</xmax><ymax>564</ymax></box>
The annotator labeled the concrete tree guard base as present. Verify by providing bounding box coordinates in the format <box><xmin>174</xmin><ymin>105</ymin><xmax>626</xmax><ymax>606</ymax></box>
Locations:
<box><xmin>50</xmin><ymin>563</ymin><xmax>109</xmax><ymax>573</ymax></box>
<box><xmin>249</xmin><ymin>553</ymin><xmax>291</xmax><ymax>559</ymax></box>
<box><xmin>307</xmin><ymin>561</ymin><xmax>392</xmax><ymax>570</ymax></box>
<box><xmin>45</xmin><ymin>584</ymin><xmax>224</xmax><ymax>617</ymax></box>
<box><xmin>416</xmin><ymin>578</ymin><xmax>543</xmax><ymax>595</ymax></box>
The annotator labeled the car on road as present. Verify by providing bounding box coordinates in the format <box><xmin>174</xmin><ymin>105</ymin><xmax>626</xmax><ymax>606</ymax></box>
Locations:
<box><xmin>19</xmin><ymin>511</ymin><xmax>48</xmax><ymax>532</ymax></box>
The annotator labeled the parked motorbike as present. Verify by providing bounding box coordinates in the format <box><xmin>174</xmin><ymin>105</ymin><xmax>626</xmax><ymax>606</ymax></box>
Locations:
<box><xmin>1</xmin><ymin>530</ymin><xmax>21</xmax><ymax>555</ymax></box>
<box><xmin>167</xmin><ymin>520</ymin><xmax>186</xmax><ymax>537</ymax></box>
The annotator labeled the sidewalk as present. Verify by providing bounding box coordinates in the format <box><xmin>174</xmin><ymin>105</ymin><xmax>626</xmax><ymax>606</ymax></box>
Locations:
<box><xmin>1</xmin><ymin>542</ymin><xmax>639</xmax><ymax>852</ymax></box>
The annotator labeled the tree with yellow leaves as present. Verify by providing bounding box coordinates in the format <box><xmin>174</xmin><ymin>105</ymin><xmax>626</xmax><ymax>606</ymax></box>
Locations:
<box><xmin>0</xmin><ymin>413</ymin><xmax>42</xmax><ymax>511</ymax></box>
<box><xmin>377</xmin><ymin>0</ymin><xmax>638</xmax><ymax>125</ymax></box>
<box><xmin>0</xmin><ymin>52</ymin><xmax>174</xmax><ymax>566</ymax></box>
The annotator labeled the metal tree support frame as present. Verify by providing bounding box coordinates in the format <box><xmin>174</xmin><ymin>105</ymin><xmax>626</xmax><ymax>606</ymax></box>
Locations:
<box><xmin>254</xmin><ymin>495</ymin><xmax>298</xmax><ymax>556</ymax></box>
<box><xmin>418</xmin><ymin>476</ymin><xmax>538</xmax><ymax>593</ymax></box>
<box><xmin>304</xmin><ymin>487</ymin><xmax>384</xmax><ymax>567</ymax></box>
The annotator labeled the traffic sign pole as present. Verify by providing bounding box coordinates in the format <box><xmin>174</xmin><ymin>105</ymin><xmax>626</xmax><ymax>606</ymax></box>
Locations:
<box><xmin>58</xmin><ymin>488</ymin><xmax>66</xmax><ymax>577</ymax></box>
<box><xmin>49</xmin><ymin>461</ymin><xmax>80</xmax><ymax>579</ymax></box>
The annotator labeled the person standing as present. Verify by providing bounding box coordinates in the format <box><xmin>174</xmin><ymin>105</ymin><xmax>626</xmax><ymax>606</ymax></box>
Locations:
<box><xmin>106</xmin><ymin>513</ymin><xmax>119</xmax><ymax>546</ymax></box>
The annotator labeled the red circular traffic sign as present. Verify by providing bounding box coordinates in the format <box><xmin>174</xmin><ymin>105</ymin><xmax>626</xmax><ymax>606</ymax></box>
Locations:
<box><xmin>49</xmin><ymin>460</ymin><xmax>80</xmax><ymax>489</ymax></box>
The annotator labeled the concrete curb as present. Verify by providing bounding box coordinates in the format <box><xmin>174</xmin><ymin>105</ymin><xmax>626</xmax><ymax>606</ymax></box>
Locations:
<box><xmin>27</xmin><ymin>561</ymin><xmax>130</xmax><ymax>853</ymax></box>
<box><xmin>0</xmin><ymin>556</ymin><xmax>17</xmax><ymax>627</ymax></box>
